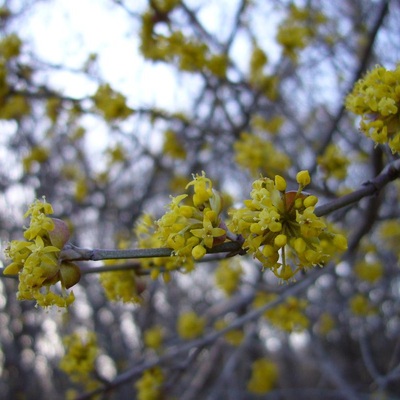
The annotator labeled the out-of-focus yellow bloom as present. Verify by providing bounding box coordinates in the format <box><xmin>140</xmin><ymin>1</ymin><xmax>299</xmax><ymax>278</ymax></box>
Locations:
<box><xmin>317</xmin><ymin>144</ymin><xmax>349</xmax><ymax>180</ymax></box>
<box><xmin>247</xmin><ymin>358</ymin><xmax>278</xmax><ymax>394</ymax></box>
<box><xmin>214</xmin><ymin>259</ymin><xmax>243</xmax><ymax>296</ymax></box>
<box><xmin>276</xmin><ymin>4</ymin><xmax>327</xmax><ymax>62</ymax></box>
<box><xmin>92</xmin><ymin>83</ymin><xmax>133</xmax><ymax>121</ymax></box>
<box><xmin>177</xmin><ymin>311</ymin><xmax>205</xmax><ymax>340</ymax></box>
<box><xmin>163</xmin><ymin>129</ymin><xmax>186</xmax><ymax>159</ymax></box>
<box><xmin>135</xmin><ymin>367</ymin><xmax>164</xmax><ymax>400</ymax></box>
<box><xmin>346</xmin><ymin>65</ymin><xmax>400</xmax><ymax>154</ymax></box>
<box><xmin>254</xmin><ymin>293</ymin><xmax>309</xmax><ymax>332</ymax></box>
<box><xmin>59</xmin><ymin>331</ymin><xmax>99</xmax><ymax>390</ymax></box>
<box><xmin>144</xmin><ymin>326</ymin><xmax>164</xmax><ymax>350</ymax></box>
<box><xmin>379</xmin><ymin>219</ymin><xmax>400</xmax><ymax>258</ymax></box>
<box><xmin>349</xmin><ymin>293</ymin><xmax>376</xmax><ymax>316</ymax></box>
<box><xmin>234</xmin><ymin>131</ymin><xmax>291</xmax><ymax>178</ymax></box>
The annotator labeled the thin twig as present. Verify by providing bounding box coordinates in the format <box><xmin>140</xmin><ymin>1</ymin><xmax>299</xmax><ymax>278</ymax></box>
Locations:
<box><xmin>75</xmin><ymin>265</ymin><xmax>328</xmax><ymax>400</ymax></box>
<box><xmin>315</xmin><ymin>158</ymin><xmax>400</xmax><ymax>217</ymax></box>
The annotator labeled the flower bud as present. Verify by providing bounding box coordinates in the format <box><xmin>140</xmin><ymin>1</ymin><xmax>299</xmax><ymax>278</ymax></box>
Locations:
<box><xmin>296</xmin><ymin>170</ymin><xmax>311</xmax><ymax>186</ymax></box>
<box><xmin>59</xmin><ymin>261</ymin><xmax>81</xmax><ymax>289</ymax></box>
<box><xmin>275</xmin><ymin>175</ymin><xmax>287</xmax><ymax>191</ymax></box>
<box><xmin>48</xmin><ymin>218</ymin><xmax>71</xmax><ymax>249</ymax></box>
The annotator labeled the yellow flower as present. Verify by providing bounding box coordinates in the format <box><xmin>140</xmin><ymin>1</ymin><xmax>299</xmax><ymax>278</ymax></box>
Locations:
<box><xmin>100</xmin><ymin>269</ymin><xmax>142</xmax><ymax>304</ymax></box>
<box><xmin>157</xmin><ymin>172</ymin><xmax>226</xmax><ymax>261</ymax></box>
<box><xmin>135</xmin><ymin>367</ymin><xmax>164</xmax><ymax>400</ymax></box>
<box><xmin>354</xmin><ymin>259</ymin><xmax>383</xmax><ymax>283</ymax></box>
<box><xmin>349</xmin><ymin>293</ymin><xmax>376</xmax><ymax>316</ymax></box>
<box><xmin>234</xmin><ymin>131</ymin><xmax>291</xmax><ymax>178</ymax></box>
<box><xmin>247</xmin><ymin>359</ymin><xmax>278</xmax><ymax>394</ymax></box>
<box><xmin>59</xmin><ymin>331</ymin><xmax>99</xmax><ymax>390</ymax></box>
<box><xmin>4</xmin><ymin>199</ymin><xmax>79</xmax><ymax>308</ymax></box>
<box><xmin>229</xmin><ymin>173</ymin><xmax>347</xmax><ymax>280</ymax></box>
<box><xmin>255</xmin><ymin>293</ymin><xmax>309</xmax><ymax>332</ymax></box>
<box><xmin>144</xmin><ymin>326</ymin><xmax>164</xmax><ymax>350</ymax></box>
<box><xmin>162</xmin><ymin>129</ymin><xmax>186</xmax><ymax>159</ymax></box>
<box><xmin>346</xmin><ymin>65</ymin><xmax>400</xmax><ymax>154</ymax></box>
<box><xmin>177</xmin><ymin>311</ymin><xmax>205</xmax><ymax>340</ymax></box>
<box><xmin>214</xmin><ymin>259</ymin><xmax>243</xmax><ymax>297</ymax></box>
<box><xmin>92</xmin><ymin>83</ymin><xmax>133</xmax><ymax>121</ymax></box>
<box><xmin>190</xmin><ymin>214</ymin><xmax>226</xmax><ymax>249</ymax></box>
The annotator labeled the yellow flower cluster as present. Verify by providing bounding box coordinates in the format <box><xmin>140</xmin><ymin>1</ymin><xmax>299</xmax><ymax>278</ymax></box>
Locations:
<box><xmin>22</xmin><ymin>146</ymin><xmax>50</xmax><ymax>173</ymax></box>
<box><xmin>317</xmin><ymin>143</ymin><xmax>349</xmax><ymax>180</ymax></box>
<box><xmin>162</xmin><ymin>129</ymin><xmax>186</xmax><ymax>160</ymax></box>
<box><xmin>276</xmin><ymin>4</ymin><xmax>327</xmax><ymax>62</ymax></box>
<box><xmin>247</xmin><ymin>358</ymin><xmax>278</xmax><ymax>394</ymax></box>
<box><xmin>177</xmin><ymin>311</ymin><xmax>205</xmax><ymax>340</ymax></box>
<box><xmin>379</xmin><ymin>219</ymin><xmax>400</xmax><ymax>258</ymax></box>
<box><xmin>0</xmin><ymin>34</ymin><xmax>31</xmax><ymax>120</ymax></box>
<box><xmin>4</xmin><ymin>199</ymin><xmax>79</xmax><ymax>308</ymax></box>
<box><xmin>234</xmin><ymin>131</ymin><xmax>291</xmax><ymax>178</ymax></box>
<box><xmin>354</xmin><ymin>259</ymin><xmax>383</xmax><ymax>283</ymax></box>
<box><xmin>157</xmin><ymin>172</ymin><xmax>226</xmax><ymax>261</ymax></box>
<box><xmin>349</xmin><ymin>293</ymin><xmax>376</xmax><ymax>317</ymax></box>
<box><xmin>346</xmin><ymin>65</ymin><xmax>400</xmax><ymax>154</ymax></box>
<box><xmin>140</xmin><ymin>9</ymin><xmax>228</xmax><ymax>77</ymax></box>
<box><xmin>135</xmin><ymin>213</ymin><xmax>194</xmax><ymax>279</ymax></box>
<box><xmin>214</xmin><ymin>319</ymin><xmax>244</xmax><ymax>346</ymax></box>
<box><xmin>59</xmin><ymin>331</ymin><xmax>99</xmax><ymax>390</ymax></box>
<box><xmin>255</xmin><ymin>293</ymin><xmax>309</xmax><ymax>332</ymax></box>
<box><xmin>92</xmin><ymin>83</ymin><xmax>133</xmax><ymax>121</ymax></box>
<box><xmin>316</xmin><ymin>312</ymin><xmax>335</xmax><ymax>336</ymax></box>
<box><xmin>144</xmin><ymin>326</ymin><xmax>164</xmax><ymax>350</ymax></box>
<box><xmin>214</xmin><ymin>259</ymin><xmax>243</xmax><ymax>297</ymax></box>
<box><xmin>135</xmin><ymin>367</ymin><xmax>164</xmax><ymax>400</ymax></box>
<box><xmin>99</xmin><ymin>269</ymin><xmax>142</xmax><ymax>304</ymax></box>
<box><xmin>229</xmin><ymin>171</ymin><xmax>347</xmax><ymax>280</ymax></box>
<box><xmin>249</xmin><ymin>46</ymin><xmax>268</xmax><ymax>83</ymax></box>
<box><xmin>251</xmin><ymin>114</ymin><xmax>285</xmax><ymax>135</ymax></box>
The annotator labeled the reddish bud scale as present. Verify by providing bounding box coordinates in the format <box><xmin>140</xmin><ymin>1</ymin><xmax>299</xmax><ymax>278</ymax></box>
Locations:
<box><xmin>48</xmin><ymin>218</ymin><xmax>71</xmax><ymax>249</ymax></box>
<box><xmin>284</xmin><ymin>191</ymin><xmax>309</xmax><ymax>209</ymax></box>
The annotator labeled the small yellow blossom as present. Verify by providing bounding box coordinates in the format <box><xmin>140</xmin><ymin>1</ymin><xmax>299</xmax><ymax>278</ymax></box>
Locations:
<box><xmin>316</xmin><ymin>312</ymin><xmax>335</xmax><ymax>336</ymax></box>
<box><xmin>254</xmin><ymin>293</ymin><xmax>309</xmax><ymax>332</ymax></box>
<box><xmin>247</xmin><ymin>358</ymin><xmax>278</xmax><ymax>394</ymax></box>
<box><xmin>135</xmin><ymin>367</ymin><xmax>164</xmax><ymax>400</ymax></box>
<box><xmin>346</xmin><ymin>65</ymin><xmax>400</xmax><ymax>154</ymax></box>
<box><xmin>0</xmin><ymin>33</ymin><xmax>22</xmax><ymax>60</ymax></box>
<box><xmin>135</xmin><ymin>213</ymin><xmax>194</xmax><ymax>278</ymax></box>
<box><xmin>214</xmin><ymin>259</ymin><xmax>243</xmax><ymax>296</ymax></box>
<box><xmin>234</xmin><ymin>132</ymin><xmax>291</xmax><ymax>178</ymax></box>
<box><xmin>276</xmin><ymin>4</ymin><xmax>327</xmax><ymax>62</ymax></box>
<box><xmin>100</xmin><ymin>269</ymin><xmax>142</xmax><ymax>304</ymax></box>
<box><xmin>177</xmin><ymin>311</ymin><xmax>205</xmax><ymax>340</ymax></box>
<box><xmin>4</xmin><ymin>199</ymin><xmax>79</xmax><ymax>308</ymax></box>
<box><xmin>317</xmin><ymin>144</ymin><xmax>349</xmax><ymax>180</ymax></box>
<box><xmin>144</xmin><ymin>326</ymin><xmax>164</xmax><ymax>350</ymax></box>
<box><xmin>354</xmin><ymin>259</ymin><xmax>383</xmax><ymax>283</ymax></box>
<box><xmin>349</xmin><ymin>293</ymin><xmax>376</xmax><ymax>316</ymax></box>
<box><xmin>92</xmin><ymin>83</ymin><xmax>133</xmax><ymax>121</ymax></box>
<box><xmin>163</xmin><ymin>129</ymin><xmax>186</xmax><ymax>159</ymax></box>
<box><xmin>59</xmin><ymin>331</ymin><xmax>99</xmax><ymax>390</ymax></box>
<box><xmin>214</xmin><ymin>319</ymin><xmax>244</xmax><ymax>346</ymax></box>
<box><xmin>379</xmin><ymin>219</ymin><xmax>400</xmax><ymax>258</ymax></box>
<box><xmin>156</xmin><ymin>172</ymin><xmax>226</xmax><ymax>261</ymax></box>
<box><xmin>229</xmin><ymin>173</ymin><xmax>347</xmax><ymax>280</ymax></box>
